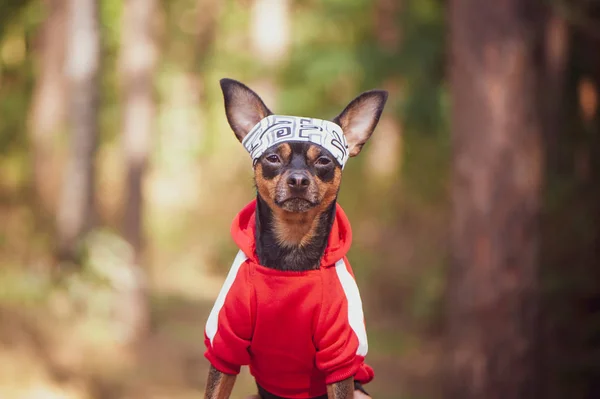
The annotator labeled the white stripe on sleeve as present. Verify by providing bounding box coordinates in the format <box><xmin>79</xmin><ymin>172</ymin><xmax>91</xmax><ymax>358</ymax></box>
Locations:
<box><xmin>334</xmin><ymin>258</ymin><xmax>368</xmax><ymax>356</ymax></box>
<box><xmin>205</xmin><ymin>249</ymin><xmax>248</xmax><ymax>346</ymax></box>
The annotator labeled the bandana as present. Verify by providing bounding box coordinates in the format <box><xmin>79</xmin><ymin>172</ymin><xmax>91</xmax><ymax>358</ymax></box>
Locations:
<box><xmin>241</xmin><ymin>115</ymin><xmax>350</xmax><ymax>168</ymax></box>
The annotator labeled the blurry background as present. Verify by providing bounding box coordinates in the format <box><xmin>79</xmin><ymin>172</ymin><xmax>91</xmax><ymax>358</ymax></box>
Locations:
<box><xmin>0</xmin><ymin>0</ymin><xmax>599</xmax><ymax>398</ymax></box>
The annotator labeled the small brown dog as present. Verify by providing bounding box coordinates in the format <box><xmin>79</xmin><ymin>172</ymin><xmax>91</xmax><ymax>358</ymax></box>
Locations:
<box><xmin>203</xmin><ymin>79</ymin><xmax>387</xmax><ymax>399</ymax></box>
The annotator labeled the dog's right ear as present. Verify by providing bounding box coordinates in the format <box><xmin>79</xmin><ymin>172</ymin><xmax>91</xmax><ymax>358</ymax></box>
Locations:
<box><xmin>220</xmin><ymin>78</ymin><xmax>273</xmax><ymax>142</ymax></box>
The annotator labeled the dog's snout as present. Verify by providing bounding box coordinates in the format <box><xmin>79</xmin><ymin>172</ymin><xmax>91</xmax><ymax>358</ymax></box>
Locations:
<box><xmin>287</xmin><ymin>172</ymin><xmax>310</xmax><ymax>189</ymax></box>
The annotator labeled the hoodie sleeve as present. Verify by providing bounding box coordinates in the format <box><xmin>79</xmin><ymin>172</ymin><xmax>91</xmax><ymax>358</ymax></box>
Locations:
<box><xmin>204</xmin><ymin>250</ymin><xmax>254</xmax><ymax>375</ymax></box>
<box><xmin>314</xmin><ymin>257</ymin><xmax>374</xmax><ymax>385</ymax></box>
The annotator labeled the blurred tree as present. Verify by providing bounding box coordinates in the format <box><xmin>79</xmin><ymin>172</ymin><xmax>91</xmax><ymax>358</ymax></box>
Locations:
<box><xmin>56</xmin><ymin>0</ymin><xmax>101</xmax><ymax>262</ymax></box>
<box><xmin>28</xmin><ymin>0</ymin><xmax>66</xmax><ymax>216</ymax></box>
<box><xmin>537</xmin><ymin>5</ymin><xmax>570</xmax><ymax>398</ymax></box>
<box><xmin>249</xmin><ymin>0</ymin><xmax>290</xmax><ymax>107</ymax></box>
<box><xmin>120</xmin><ymin>0</ymin><xmax>158</xmax><ymax>259</ymax></box>
<box><xmin>541</xmin><ymin>7</ymin><xmax>569</xmax><ymax>167</ymax></box>
<box><xmin>447</xmin><ymin>0</ymin><xmax>543</xmax><ymax>398</ymax></box>
<box><xmin>364</xmin><ymin>0</ymin><xmax>402</xmax><ymax>181</ymax></box>
<box><xmin>539</xmin><ymin>3</ymin><xmax>600</xmax><ymax>397</ymax></box>
<box><xmin>113</xmin><ymin>0</ymin><xmax>159</xmax><ymax>345</ymax></box>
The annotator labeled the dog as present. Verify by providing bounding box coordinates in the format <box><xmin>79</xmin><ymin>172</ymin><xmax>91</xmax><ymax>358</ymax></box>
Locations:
<box><xmin>203</xmin><ymin>78</ymin><xmax>388</xmax><ymax>399</ymax></box>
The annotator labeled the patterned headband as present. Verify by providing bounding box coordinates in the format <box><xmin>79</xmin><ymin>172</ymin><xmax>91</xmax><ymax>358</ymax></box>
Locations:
<box><xmin>241</xmin><ymin>115</ymin><xmax>350</xmax><ymax>168</ymax></box>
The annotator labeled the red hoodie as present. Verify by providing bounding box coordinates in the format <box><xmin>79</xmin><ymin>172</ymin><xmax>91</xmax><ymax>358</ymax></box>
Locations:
<box><xmin>204</xmin><ymin>200</ymin><xmax>374</xmax><ymax>398</ymax></box>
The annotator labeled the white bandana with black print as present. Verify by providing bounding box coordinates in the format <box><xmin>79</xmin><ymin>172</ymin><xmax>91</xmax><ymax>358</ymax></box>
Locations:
<box><xmin>242</xmin><ymin>115</ymin><xmax>350</xmax><ymax>169</ymax></box>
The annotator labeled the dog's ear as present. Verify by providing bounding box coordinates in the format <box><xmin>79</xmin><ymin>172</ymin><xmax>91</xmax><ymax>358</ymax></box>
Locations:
<box><xmin>333</xmin><ymin>90</ymin><xmax>388</xmax><ymax>157</ymax></box>
<box><xmin>220</xmin><ymin>78</ymin><xmax>273</xmax><ymax>142</ymax></box>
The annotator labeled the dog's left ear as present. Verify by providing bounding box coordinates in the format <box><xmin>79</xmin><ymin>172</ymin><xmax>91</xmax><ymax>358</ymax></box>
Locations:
<box><xmin>220</xmin><ymin>78</ymin><xmax>273</xmax><ymax>142</ymax></box>
<box><xmin>333</xmin><ymin>90</ymin><xmax>388</xmax><ymax>157</ymax></box>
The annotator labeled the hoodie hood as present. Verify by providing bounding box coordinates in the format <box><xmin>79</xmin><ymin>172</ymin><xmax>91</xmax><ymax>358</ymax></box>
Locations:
<box><xmin>231</xmin><ymin>199</ymin><xmax>353</xmax><ymax>268</ymax></box>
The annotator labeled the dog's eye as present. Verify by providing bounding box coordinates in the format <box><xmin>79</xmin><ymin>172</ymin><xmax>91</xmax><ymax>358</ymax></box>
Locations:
<box><xmin>316</xmin><ymin>157</ymin><xmax>332</xmax><ymax>166</ymax></box>
<box><xmin>265</xmin><ymin>155</ymin><xmax>281</xmax><ymax>164</ymax></box>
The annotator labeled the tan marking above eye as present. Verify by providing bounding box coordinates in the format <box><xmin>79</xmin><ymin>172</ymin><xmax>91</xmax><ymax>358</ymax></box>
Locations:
<box><xmin>306</xmin><ymin>145</ymin><xmax>321</xmax><ymax>163</ymax></box>
<box><xmin>277</xmin><ymin>143</ymin><xmax>292</xmax><ymax>163</ymax></box>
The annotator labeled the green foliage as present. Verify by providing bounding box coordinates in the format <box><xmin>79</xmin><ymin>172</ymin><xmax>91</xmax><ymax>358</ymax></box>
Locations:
<box><xmin>278</xmin><ymin>0</ymin><xmax>377</xmax><ymax>118</ymax></box>
<box><xmin>0</xmin><ymin>0</ymin><xmax>40</xmax><ymax>156</ymax></box>
<box><xmin>275</xmin><ymin>0</ymin><xmax>447</xmax><ymax>130</ymax></box>
<box><xmin>0</xmin><ymin>0</ymin><xmax>36</xmax><ymax>39</ymax></box>
<box><xmin>402</xmin><ymin>128</ymin><xmax>450</xmax><ymax>206</ymax></box>
<box><xmin>395</xmin><ymin>0</ymin><xmax>447</xmax><ymax>135</ymax></box>
<box><xmin>98</xmin><ymin>0</ymin><xmax>123</xmax><ymax>144</ymax></box>
<box><xmin>0</xmin><ymin>266</ymin><xmax>51</xmax><ymax>306</ymax></box>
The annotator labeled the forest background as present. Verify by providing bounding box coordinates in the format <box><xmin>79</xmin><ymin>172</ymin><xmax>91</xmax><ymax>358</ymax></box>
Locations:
<box><xmin>0</xmin><ymin>0</ymin><xmax>599</xmax><ymax>398</ymax></box>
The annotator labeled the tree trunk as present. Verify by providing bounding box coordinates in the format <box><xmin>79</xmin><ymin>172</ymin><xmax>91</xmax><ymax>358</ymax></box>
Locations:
<box><xmin>537</xmin><ymin>7</ymin><xmax>570</xmax><ymax>399</ymax></box>
<box><xmin>447</xmin><ymin>0</ymin><xmax>543</xmax><ymax>398</ymax></box>
<box><xmin>115</xmin><ymin>0</ymin><xmax>158</xmax><ymax>344</ymax></box>
<box><xmin>56</xmin><ymin>0</ymin><xmax>100</xmax><ymax>262</ymax></box>
<box><xmin>29</xmin><ymin>0</ymin><xmax>67</xmax><ymax>216</ymax></box>
<box><xmin>542</xmin><ymin>10</ymin><xmax>569</xmax><ymax>169</ymax></box>
<box><xmin>120</xmin><ymin>0</ymin><xmax>157</xmax><ymax>258</ymax></box>
<box><xmin>248</xmin><ymin>0</ymin><xmax>290</xmax><ymax>106</ymax></box>
<box><xmin>367</xmin><ymin>0</ymin><xmax>402</xmax><ymax>180</ymax></box>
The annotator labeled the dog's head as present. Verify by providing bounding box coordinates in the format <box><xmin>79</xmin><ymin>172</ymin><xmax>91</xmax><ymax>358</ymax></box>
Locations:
<box><xmin>220</xmin><ymin>78</ymin><xmax>388</xmax><ymax>214</ymax></box>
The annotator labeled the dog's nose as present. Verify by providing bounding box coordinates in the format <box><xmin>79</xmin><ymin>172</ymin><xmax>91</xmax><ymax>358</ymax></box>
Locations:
<box><xmin>287</xmin><ymin>173</ymin><xmax>310</xmax><ymax>189</ymax></box>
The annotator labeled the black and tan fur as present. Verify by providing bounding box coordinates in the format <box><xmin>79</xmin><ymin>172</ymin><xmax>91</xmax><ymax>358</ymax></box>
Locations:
<box><xmin>204</xmin><ymin>78</ymin><xmax>388</xmax><ymax>399</ymax></box>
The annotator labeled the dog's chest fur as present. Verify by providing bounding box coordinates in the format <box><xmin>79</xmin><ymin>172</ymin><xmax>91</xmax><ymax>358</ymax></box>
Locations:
<box><xmin>255</xmin><ymin>196</ymin><xmax>337</xmax><ymax>271</ymax></box>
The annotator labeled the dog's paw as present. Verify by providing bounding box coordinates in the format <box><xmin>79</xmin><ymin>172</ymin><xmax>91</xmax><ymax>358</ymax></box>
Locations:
<box><xmin>244</xmin><ymin>396</ymin><xmax>260</xmax><ymax>399</ymax></box>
